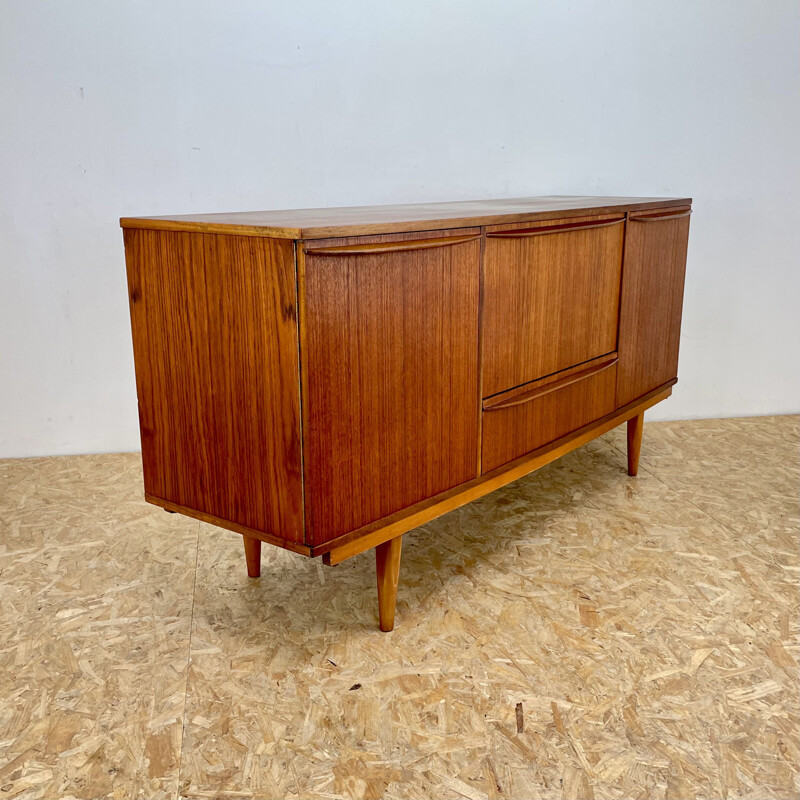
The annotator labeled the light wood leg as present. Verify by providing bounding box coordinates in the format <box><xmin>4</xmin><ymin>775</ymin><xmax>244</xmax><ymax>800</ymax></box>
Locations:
<box><xmin>243</xmin><ymin>535</ymin><xmax>261</xmax><ymax>578</ymax></box>
<box><xmin>375</xmin><ymin>535</ymin><xmax>403</xmax><ymax>632</ymax></box>
<box><xmin>627</xmin><ymin>412</ymin><xmax>644</xmax><ymax>476</ymax></box>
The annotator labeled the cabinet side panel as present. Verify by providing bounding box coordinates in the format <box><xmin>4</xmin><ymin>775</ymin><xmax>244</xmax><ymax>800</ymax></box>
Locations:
<box><xmin>301</xmin><ymin>232</ymin><xmax>480</xmax><ymax>545</ymax></box>
<box><xmin>123</xmin><ymin>229</ymin><xmax>303</xmax><ymax>543</ymax></box>
<box><xmin>124</xmin><ymin>228</ymin><xmax>213</xmax><ymax>505</ymax></box>
<box><xmin>616</xmin><ymin>211</ymin><xmax>690</xmax><ymax>407</ymax></box>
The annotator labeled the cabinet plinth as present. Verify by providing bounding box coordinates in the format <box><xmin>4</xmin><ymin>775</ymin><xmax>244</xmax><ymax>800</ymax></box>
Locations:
<box><xmin>122</xmin><ymin>195</ymin><xmax>691</xmax><ymax>630</ymax></box>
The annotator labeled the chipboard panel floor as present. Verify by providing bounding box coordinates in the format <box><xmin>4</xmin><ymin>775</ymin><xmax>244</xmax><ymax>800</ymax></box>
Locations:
<box><xmin>0</xmin><ymin>416</ymin><xmax>798</xmax><ymax>799</ymax></box>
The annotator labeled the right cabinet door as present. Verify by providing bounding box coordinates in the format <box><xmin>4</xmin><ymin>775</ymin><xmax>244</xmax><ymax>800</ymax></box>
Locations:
<box><xmin>616</xmin><ymin>208</ymin><xmax>691</xmax><ymax>407</ymax></box>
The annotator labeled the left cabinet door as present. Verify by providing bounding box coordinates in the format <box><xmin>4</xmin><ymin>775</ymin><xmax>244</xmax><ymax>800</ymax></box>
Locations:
<box><xmin>300</xmin><ymin>230</ymin><xmax>482</xmax><ymax>546</ymax></box>
<box><xmin>124</xmin><ymin>230</ymin><xmax>304</xmax><ymax>544</ymax></box>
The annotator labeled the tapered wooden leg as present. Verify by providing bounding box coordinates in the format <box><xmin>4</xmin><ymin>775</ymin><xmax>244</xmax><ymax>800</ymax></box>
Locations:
<box><xmin>627</xmin><ymin>412</ymin><xmax>644</xmax><ymax>476</ymax></box>
<box><xmin>375</xmin><ymin>535</ymin><xmax>403</xmax><ymax>632</ymax></box>
<box><xmin>243</xmin><ymin>535</ymin><xmax>261</xmax><ymax>578</ymax></box>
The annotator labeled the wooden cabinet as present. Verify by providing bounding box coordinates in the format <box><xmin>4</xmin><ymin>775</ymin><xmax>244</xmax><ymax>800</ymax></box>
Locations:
<box><xmin>121</xmin><ymin>196</ymin><xmax>691</xmax><ymax>630</ymax></box>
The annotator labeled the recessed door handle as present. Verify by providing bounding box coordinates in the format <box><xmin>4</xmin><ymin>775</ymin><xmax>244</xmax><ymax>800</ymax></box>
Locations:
<box><xmin>629</xmin><ymin>210</ymin><xmax>692</xmax><ymax>223</ymax></box>
<box><xmin>305</xmin><ymin>234</ymin><xmax>480</xmax><ymax>256</ymax></box>
<box><xmin>486</xmin><ymin>217</ymin><xmax>625</xmax><ymax>239</ymax></box>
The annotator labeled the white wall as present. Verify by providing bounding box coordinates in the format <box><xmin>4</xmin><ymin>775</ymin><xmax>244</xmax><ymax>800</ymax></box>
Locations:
<box><xmin>1</xmin><ymin>0</ymin><xmax>798</xmax><ymax>458</ymax></box>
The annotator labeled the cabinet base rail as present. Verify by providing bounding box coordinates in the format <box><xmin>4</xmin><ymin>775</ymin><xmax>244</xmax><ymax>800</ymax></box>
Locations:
<box><xmin>145</xmin><ymin>381</ymin><xmax>672</xmax><ymax>631</ymax></box>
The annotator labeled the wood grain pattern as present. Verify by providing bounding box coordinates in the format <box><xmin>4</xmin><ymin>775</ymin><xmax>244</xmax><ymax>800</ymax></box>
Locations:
<box><xmin>124</xmin><ymin>229</ymin><xmax>304</xmax><ymax>545</ymax></box>
<box><xmin>321</xmin><ymin>382</ymin><xmax>675</xmax><ymax>564</ymax></box>
<box><xmin>482</xmin><ymin>214</ymin><xmax>624</xmax><ymax>396</ymax></box>
<box><xmin>144</xmin><ymin>493</ymin><xmax>311</xmax><ymax>556</ymax></box>
<box><xmin>120</xmin><ymin>195</ymin><xmax>691</xmax><ymax>240</ymax></box>
<box><xmin>629</xmin><ymin>209</ymin><xmax>692</xmax><ymax>223</ymax></box>
<box><xmin>486</xmin><ymin>215</ymin><xmax>625</xmax><ymax>238</ymax></box>
<box><xmin>376</xmin><ymin>536</ymin><xmax>403</xmax><ymax>632</ymax></box>
<box><xmin>483</xmin><ymin>353</ymin><xmax>618</xmax><ymax>410</ymax></box>
<box><xmin>304</xmin><ymin>234</ymin><xmax>480</xmax><ymax>255</ymax></box>
<box><xmin>481</xmin><ymin>362</ymin><xmax>619</xmax><ymax>473</ymax></box>
<box><xmin>243</xmin><ymin>536</ymin><xmax>261</xmax><ymax>578</ymax></box>
<box><xmin>300</xmin><ymin>229</ymin><xmax>481</xmax><ymax>545</ymax></box>
<box><xmin>627</xmin><ymin>412</ymin><xmax>644</xmax><ymax>476</ymax></box>
<box><xmin>617</xmin><ymin>207</ymin><xmax>691</xmax><ymax>407</ymax></box>
<box><xmin>122</xmin><ymin>196</ymin><xmax>690</xmax><ymax>587</ymax></box>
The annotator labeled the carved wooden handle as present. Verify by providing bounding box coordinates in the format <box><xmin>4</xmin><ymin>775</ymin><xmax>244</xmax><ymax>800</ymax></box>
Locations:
<box><xmin>305</xmin><ymin>234</ymin><xmax>480</xmax><ymax>256</ymax></box>
<box><xmin>629</xmin><ymin>209</ymin><xmax>692</xmax><ymax>223</ymax></box>
<box><xmin>486</xmin><ymin>217</ymin><xmax>625</xmax><ymax>239</ymax></box>
<box><xmin>483</xmin><ymin>357</ymin><xmax>618</xmax><ymax>411</ymax></box>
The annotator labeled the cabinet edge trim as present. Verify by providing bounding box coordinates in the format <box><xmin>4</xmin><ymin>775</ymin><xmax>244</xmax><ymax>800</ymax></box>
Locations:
<box><xmin>144</xmin><ymin>494</ymin><xmax>313</xmax><ymax>556</ymax></box>
<box><xmin>318</xmin><ymin>380</ymin><xmax>676</xmax><ymax>564</ymax></box>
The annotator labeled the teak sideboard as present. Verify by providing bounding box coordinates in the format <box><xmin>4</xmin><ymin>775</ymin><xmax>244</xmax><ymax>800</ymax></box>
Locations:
<box><xmin>121</xmin><ymin>196</ymin><xmax>691</xmax><ymax>631</ymax></box>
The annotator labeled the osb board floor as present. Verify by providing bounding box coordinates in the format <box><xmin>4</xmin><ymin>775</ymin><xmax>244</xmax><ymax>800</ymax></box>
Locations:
<box><xmin>0</xmin><ymin>416</ymin><xmax>797</xmax><ymax>800</ymax></box>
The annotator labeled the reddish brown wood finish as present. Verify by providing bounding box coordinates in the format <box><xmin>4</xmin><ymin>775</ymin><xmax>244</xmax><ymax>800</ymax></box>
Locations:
<box><xmin>482</xmin><ymin>214</ymin><xmax>624</xmax><ymax>396</ymax></box>
<box><xmin>145</xmin><ymin>493</ymin><xmax>311</xmax><ymax>556</ymax></box>
<box><xmin>305</xmin><ymin>234</ymin><xmax>480</xmax><ymax>255</ymax></box>
<box><xmin>376</xmin><ymin>535</ymin><xmax>403</xmax><ymax>632</ymax></box>
<box><xmin>120</xmin><ymin>195</ymin><xmax>691</xmax><ymax>240</ymax></box>
<box><xmin>243</xmin><ymin>536</ymin><xmax>262</xmax><ymax>578</ymax></box>
<box><xmin>627</xmin><ymin>412</ymin><xmax>644</xmax><ymax>476</ymax></box>
<box><xmin>483</xmin><ymin>353</ymin><xmax>618</xmax><ymax>410</ymax></box>
<box><xmin>322</xmin><ymin>382</ymin><xmax>675</xmax><ymax>564</ymax></box>
<box><xmin>300</xmin><ymin>229</ymin><xmax>481</xmax><ymax>545</ymax></box>
<box><xmin>617</xmin><ymin>208</ymin><xmax>691</xmax><ymax>407</ymax></box>
<box><xmin>481</xmin><ymin>360</ymin><xmax>618</xmax><ymax>473</ymax></box>
<box><xmin>123</xmin><ymin>229</ymin><xmax>304</xmax><ymax>544</ymax></box>
<box><xmin>122</xmin><ymin>196</ymin><xmax>691</xmax><ymax>627</ymax></box>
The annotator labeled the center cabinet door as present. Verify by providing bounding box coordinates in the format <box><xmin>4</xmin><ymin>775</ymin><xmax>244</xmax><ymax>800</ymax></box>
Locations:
<box><xmin>481</xmin><ymin>214</ymin><xmax>626</xmax><ymax>397</ymax></box>
<box><xmin>300</xmin><ymin>229</ymin><xmax>481</xmax><ymax>546</ymax></box>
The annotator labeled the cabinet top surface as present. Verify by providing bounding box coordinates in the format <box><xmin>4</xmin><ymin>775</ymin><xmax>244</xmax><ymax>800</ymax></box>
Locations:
<box><xmin>120</xmin><ymin>195</ymin><xmax>692</xmax><ymax>240</ymax></box>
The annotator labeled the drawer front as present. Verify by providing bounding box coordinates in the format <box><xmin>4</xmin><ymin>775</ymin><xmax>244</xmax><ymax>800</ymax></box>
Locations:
<box><xmin>481</xmin><ymin>215</ymin><xmax>624</xmax><ymax>397</ymax></box>
<box><xmin>481</xmin><ymin>358</ymin><xmax>618</xmax><ymax>473</ymax></box>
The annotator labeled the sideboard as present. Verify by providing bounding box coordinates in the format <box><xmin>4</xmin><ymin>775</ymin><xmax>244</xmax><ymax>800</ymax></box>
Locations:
<box><xmin>121</xmin><ymin>196</ymin><xmax>691</xmax><ymax>630</ymax></box>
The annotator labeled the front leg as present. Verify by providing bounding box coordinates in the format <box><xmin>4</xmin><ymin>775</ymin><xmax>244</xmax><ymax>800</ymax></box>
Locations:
<box><xmin>627</xmin><ymin>412</ymin><xmax>644</xmax><ymax>476</ymax></box>
<box><xmin>243</xmin><ymin>535</ymin><xmax>262</xmax><ymax>578</ymax></box>
<box><xmin>375</xmin><ymin>535</ymin><xmax>403</xmax><ymax>631</ymax></box>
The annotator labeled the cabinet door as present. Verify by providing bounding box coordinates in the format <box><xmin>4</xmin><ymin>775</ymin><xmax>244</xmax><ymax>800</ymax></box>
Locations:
<box><xmin>616</xmin><ymin>208</ymin><xmax>691</xmax><ymax>407</ymax></box>
<box><xmin>301</xmin><ymin>230</ymin><xmax>481</xmax><ymax>545</ymax></box>
<box><xmin>482</xmin><ymin>215</ymin><xmax>625</xmax><ymax>397</ymax></box>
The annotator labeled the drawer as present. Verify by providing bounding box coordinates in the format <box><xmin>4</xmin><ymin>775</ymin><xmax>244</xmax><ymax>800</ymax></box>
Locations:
<box><xmin>481</xmin><ymin>356</ymin><xmax>618</xmax><ymax>473</ymax></box>
<box><xmin>481</xmin><ymin>214</ymin><xmax>624</xmax><ymax>396</ymax></box>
